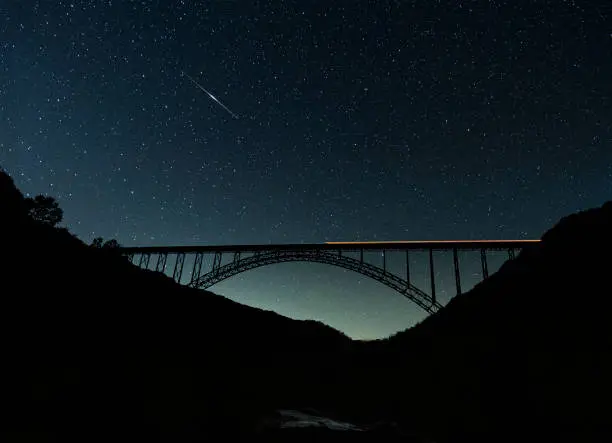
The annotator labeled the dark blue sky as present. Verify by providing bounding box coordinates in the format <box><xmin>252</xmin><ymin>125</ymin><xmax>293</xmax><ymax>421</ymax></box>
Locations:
<box><xmin>1</xmin><ymin>1</ymin><xmax>611</xmax><ymax>338</ymax></box>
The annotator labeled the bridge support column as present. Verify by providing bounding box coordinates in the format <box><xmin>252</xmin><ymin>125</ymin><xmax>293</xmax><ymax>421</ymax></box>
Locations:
<box><xmin>155</xmin><ymin>253</ymin><xmax>168</xmax><ymax>272</ymax></box>
<box><xmin>405</xmin><ymin>250</ymin><xmax>411</xmax><ymax>287</ymax></box>
<box><xmin>481</xmin><ymin>249</ymin><xmax>489</xmax><ymax>279</ymax></box>
<box><xmin>173</xmin><ymin>253</ymin><xmax>186</xmax><ymax>283</ymax></box>
<box><xmin>453</xmin><ymin>248</ymin><xmax>461</xmax><ymax>296</ymax></box>
<box><xmin>212</xmin><ymin>251</ymin><xmax>223</xmax><ymax>271</ymax></box>
<box><xmin>138</xmin><ymin>253</ymin><xmax>151</xmax><ymax>269</ymax></box>
<box><xmin>360</xmin><ymin>248</ymin><xmax>363</xmax><ymax>264</ymax></box>
<box><xmin>190</xmin><ymin>252</ymin><xmax>204</xmax><ymax>285</ymax></box>
<box><xmin>508</xmin><ymin>249</ymin><xmax>515</xmax><ymax>260</ymax></box>
<box><xmin>233</xmin><ymin>252</ymin><xmax>241</xmax><ymax>263</ymax></box>
<box><xmin>429</xmin><ymin>249</ymin><xmax>436</xmax><ymax>305</ymax></box>
<box><xmin>382</xmin><ymin>250</ymin><xmax>386</xmax><ymax>274</ymax></box>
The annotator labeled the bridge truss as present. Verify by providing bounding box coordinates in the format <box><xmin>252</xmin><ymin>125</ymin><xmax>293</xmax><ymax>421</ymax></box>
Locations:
<box><xmin>119</xmin><ymin>240</ymin><xmax>539</xmax><ymax>314</ymax></box>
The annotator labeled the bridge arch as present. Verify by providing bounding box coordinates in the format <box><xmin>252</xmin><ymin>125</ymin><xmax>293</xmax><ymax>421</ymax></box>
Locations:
<box><xmin>190</xmin><ymin>250</ymin><xmax>443</xmax><ymax>314</ymax></box>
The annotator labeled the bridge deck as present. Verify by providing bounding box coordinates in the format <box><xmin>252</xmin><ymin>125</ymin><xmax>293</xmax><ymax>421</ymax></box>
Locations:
<box><xmin>119</xmin><ymin>240</ymin><xmax>540</xmax><ymax>254</ymax></box>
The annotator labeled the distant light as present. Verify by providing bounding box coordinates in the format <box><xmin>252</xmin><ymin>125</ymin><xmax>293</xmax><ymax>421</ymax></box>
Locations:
<box><xmin>325</xmin><ymin>240</ymin><xmax>541</xmax><ymax>245</ymax></box>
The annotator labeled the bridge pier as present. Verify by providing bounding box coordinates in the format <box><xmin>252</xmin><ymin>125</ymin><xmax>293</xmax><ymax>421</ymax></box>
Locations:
<box><xmin>173</xmin><ymin>253</ymin><xmax>185</xmax><ymax>283</ymax></box>
<box><xmin>155</xmin><ymin>253</ymin><xmax>168</xmax><ymax>273</ymax></box>
<box><xmin>382</xmin><ymin>250</ymin><xmax>386</xmax><ymax>274</ymax></box>
<box><xmin>429</xmin><ymin>249</ymin><xmax>436</xmax><ymax>305</ymax></box>
<box><xmin>405</xmin><ymin>250</ymin><xmax>411</xmax><ymax>287</ymax></box>
<box><xmin>138</xmin><ymin>253</ymin><xmax>151</xmax><ymax>270</ymax></box>
<box><xmin>453</xmin><ymin>248</ymin><xmax>462</xmax><ymax>296</ymax></box>
<box><xmin>212</xmin><ymin>252</ymin><xmax>223</xmax><ymax>271</ymax></box>
<box><xmin>480</xmin><ymin>249</ymin><xmax>489</xmax><ymax>279</ymax></box>
<box><xmin>191</xmin><ymin>252</ymin><xmax>204</xmax><ymax>285</ymax></box>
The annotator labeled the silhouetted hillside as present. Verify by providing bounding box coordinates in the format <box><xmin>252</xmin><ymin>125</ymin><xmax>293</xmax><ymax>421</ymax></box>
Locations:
<box><xmin>338</xmin><ymin>202</ymin><xmax>612</xmax><ymax>442</ymax></box>
<box><xmin>0</xmin><ymin>169</ymin><xmax>355</xmax><ymax>441</ymax></box>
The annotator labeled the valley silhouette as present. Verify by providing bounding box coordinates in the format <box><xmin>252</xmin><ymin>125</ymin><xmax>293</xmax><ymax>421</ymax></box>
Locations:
<box><xmin>1</xmin><ymin>168</ymin><xmax>611</xmax><ymax>442</ymax></box>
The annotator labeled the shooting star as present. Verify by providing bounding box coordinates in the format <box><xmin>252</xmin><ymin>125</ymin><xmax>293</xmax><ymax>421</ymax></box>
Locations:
<box><xmin>183</xmin><ymin>72</ymin><xmax>239</xmax><ymax>119</ymax></box>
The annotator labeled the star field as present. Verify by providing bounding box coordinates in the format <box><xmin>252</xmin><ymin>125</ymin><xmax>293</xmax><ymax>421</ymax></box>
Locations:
<box><xmin>1</xmin><ymin>1</ymin><xmax>611</xmax><ymax>338</ymax></box>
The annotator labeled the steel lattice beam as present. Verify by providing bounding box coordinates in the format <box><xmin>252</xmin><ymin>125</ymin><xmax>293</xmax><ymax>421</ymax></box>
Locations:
<box><xmin>190</xmin><ymin>250</ymin><xmax>443</xmax><ymax>314</ymax></box>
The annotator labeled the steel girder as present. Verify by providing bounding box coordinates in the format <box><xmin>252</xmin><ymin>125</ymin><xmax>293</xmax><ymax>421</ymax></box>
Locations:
<box><xmin>189</xmin><ymin>250</ymin><xmax>443</xmax><ymax>314</ymax></box>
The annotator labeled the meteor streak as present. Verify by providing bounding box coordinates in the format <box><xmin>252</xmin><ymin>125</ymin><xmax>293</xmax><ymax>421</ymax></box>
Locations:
<box><xmin>183</xmin><ymin>72</ymin><xmax>239</xmax><ymax>119</ymax></box>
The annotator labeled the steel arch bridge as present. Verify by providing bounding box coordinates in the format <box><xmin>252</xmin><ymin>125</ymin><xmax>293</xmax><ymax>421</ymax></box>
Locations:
<box><xmin>119</xmin><ymin>240</ymin><xmax>540</xmax><ymax>315</ymax></box>
<box><xmin>193</xmin><ymin>249</ymin><xmax>442</xmax><ymax>313</ymax></box>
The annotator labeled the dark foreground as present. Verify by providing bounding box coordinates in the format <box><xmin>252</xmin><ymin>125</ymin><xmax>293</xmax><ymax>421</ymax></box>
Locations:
<box><xmin>1</xmin><ymin>169</ymin><xmax>612</xmax><ymax>442</ymax></box>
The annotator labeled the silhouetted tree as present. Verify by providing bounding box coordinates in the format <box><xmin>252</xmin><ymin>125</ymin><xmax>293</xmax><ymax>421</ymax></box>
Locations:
<box><xmin>90</xmin><ymin>237</ymin><xmax>121</xmax><ymax>249</ymax></box>
<box><xmin>102</xmin><ymin>239</ymin><xmax>120</xmax><ymax>249</ymax></box>
<box><xmin>25</xmin><ymin>195</ymin><xmax>63</xmax><ymax>227</ymax></box>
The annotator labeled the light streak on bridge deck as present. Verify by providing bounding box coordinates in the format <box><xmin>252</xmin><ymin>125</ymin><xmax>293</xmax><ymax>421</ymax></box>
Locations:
<box><xmin>325</xmin><ymin>239</ymin><xmax>541</xmax><ymax>248</ymax></box>
<box><xmin>326</xmin><ymin>240</ymin><xmax>541</xmax><ymax>244</ymax></box>
<box><xmin>322</xmin><ymin>240</ymin><xmax>541</xmax><ymax>252</ymax></box>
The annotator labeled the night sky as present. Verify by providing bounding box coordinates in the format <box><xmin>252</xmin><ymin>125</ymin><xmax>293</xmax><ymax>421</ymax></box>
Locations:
<box><xmin>1</xmin><ymin>1</ymin><xmax>611</xmax><ymax>339</ymax></box>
